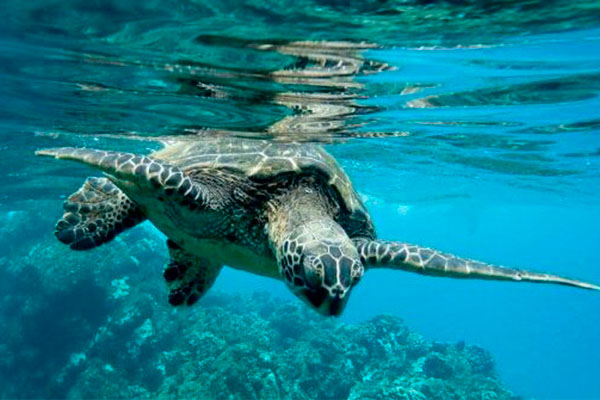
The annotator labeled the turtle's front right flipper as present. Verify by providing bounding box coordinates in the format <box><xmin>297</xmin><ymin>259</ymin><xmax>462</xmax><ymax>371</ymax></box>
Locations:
<box><xmin>355</xmin><ymin>239</ymin><xmax>599</xmax><ymax>291</ymax></box>
<box><xmin>55</xmin><ymin>177</ymin><xmax>146</xmax><ymax>250</ymax></box>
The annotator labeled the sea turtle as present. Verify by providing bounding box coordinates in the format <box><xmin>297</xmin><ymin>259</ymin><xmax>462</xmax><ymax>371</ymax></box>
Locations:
<box><xmin>36</xmin><ymin>139</ymin><xmax>598</xmax><ymax>316</ymax></box>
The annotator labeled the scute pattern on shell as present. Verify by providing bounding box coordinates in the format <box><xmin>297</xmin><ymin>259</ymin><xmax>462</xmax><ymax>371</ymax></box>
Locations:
<box><xmin>152</xmin><ymin>139</ymin><xmax>374</xmax><ymax>238</ymax></box>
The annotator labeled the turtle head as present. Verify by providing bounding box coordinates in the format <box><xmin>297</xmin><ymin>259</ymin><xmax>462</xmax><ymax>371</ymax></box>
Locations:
<box><xmin>277</xmin><ymin>221</ymin><xmax>364</xmax><ymax>316</ymax></box>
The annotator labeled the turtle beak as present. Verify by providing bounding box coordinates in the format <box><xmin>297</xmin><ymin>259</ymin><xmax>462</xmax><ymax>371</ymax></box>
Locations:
<box><xmin>324</xmin><ymin>294</ymin><xmax>345</xmax><ymax>316</ymax></box>
<box><xmin>301</xmin><ymin>287</ymin><xmax>349</xmax><ymax>317</ymax></box>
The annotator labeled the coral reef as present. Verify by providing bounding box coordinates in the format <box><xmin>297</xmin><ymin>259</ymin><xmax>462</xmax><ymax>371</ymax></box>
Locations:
<box><xmin>0</xmin><ymin>206</ymin><xmax>518</xmax><ymax>399</ymax></box>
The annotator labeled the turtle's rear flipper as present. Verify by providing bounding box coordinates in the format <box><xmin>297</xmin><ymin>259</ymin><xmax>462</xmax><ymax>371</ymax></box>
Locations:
<box><xmin>355</xmin><ymin>239</ymin><xmax>600</xmax><ymax>291</ymax></box>
<box><xmin>164</xmin><ymin>240</ymin><xmax>222</xmax><ymax>306</ymax></box>
<box><xmin>56</xmin><ymin>177</ymin><xmax>146</xmax><ymax>250</ymax></box>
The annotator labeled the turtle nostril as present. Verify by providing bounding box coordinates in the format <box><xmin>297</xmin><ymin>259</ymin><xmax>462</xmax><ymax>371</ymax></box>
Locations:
<box><xmin>331</xmin><ymin>286</ymin><xmax>344</xmax><ymax>296</ymax></box>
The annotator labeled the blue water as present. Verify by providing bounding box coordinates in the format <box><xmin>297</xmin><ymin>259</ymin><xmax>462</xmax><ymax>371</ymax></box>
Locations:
<box><xmin>1</xmin><ymin>1</ymin><xmax>600</xmax><ymax>399</ymax></box>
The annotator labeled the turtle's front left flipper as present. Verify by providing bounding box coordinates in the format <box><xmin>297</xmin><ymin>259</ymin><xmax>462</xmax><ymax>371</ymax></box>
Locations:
<box><xmin>354</xmin><ymin>239</ymin><xmax>599</xmax><ymax>290</ymax></box>
<box><xmin>36</xmin><ymin>147</ymin><xmax>210</xmax><ymax>208</ymax></box>
<box><xmin>163</xmin><ymin>240</ymin><xmax>223</xmax><ymax>307</ymax></box>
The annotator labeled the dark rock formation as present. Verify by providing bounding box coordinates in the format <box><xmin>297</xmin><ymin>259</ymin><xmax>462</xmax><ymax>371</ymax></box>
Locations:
<box><xmin>0</xmin><ymin>207</ymin><xmax>518</xmax><ymax>399</ymax></box>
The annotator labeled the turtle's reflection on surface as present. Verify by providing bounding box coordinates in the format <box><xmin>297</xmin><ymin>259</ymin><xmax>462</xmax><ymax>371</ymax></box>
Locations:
<box><xmin>177</xmin><ymin>40</ymin><xmax>398</xmax><ymax>142</ymax></box>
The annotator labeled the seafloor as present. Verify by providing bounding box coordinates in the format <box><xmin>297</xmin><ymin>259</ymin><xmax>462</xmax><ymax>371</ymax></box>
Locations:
<box><xmin>0</xmin><ymin>202</ymin><xmax>518</xmax><ymax>399</ymax></box>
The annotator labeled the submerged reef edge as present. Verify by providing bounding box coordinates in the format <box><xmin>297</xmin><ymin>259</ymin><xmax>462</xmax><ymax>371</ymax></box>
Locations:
<box><xmin>0</xmin><ymin>204</ymin><xmax>518</xmax><ymax>400</ymax></box>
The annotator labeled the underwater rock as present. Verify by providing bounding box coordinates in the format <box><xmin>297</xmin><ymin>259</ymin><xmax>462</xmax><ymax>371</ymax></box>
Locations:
<box><xmin>0</xmin><ymin>208</ymin><xmax>517</xmax><ymax>399</ymax></box>
<box><xmin>465</xmin><ymin>344</ymin><xmax>496</xmax><ymax>375</ymax></box>
<box><xmin>0</xmin><ymin>208</ymin><xmax>167</xmax><ymax>398</ymax></box>
<box><xmin>64</xmin><ymin>290</ymin><xmax>517</xmax><ymax>400</ymax></box>
<box><xmin>423</xmin><ymin>354</ymin><xmax>454</xmax><ymax>379</ymax></box>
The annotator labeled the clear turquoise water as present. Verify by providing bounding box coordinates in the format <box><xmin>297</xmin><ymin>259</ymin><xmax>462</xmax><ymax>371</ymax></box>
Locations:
<box><xmin>1</xmin><ymin>1</ymin><xmax>600</xmax><ymax>399</ymax></box>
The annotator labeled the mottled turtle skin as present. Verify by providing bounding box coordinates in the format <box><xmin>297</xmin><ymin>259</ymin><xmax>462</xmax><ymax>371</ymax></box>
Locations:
<box><xmin>37</xmin><ymin>139</ymin><xmax>599</xmax><ymax>316</ymax></box>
